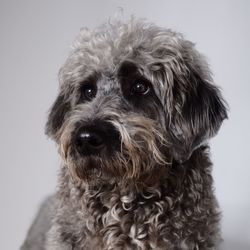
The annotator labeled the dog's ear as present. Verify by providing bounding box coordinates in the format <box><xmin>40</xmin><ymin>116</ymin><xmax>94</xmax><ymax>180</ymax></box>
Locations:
<box><xmin>166</xmin><ymin>57</ymin><xmax>228</xmax><ymax>163</ymax></box>
<box><xmin>45</xmin><ymin>92</ymin><xmax>70</xmax><ymax>140</ymax></box>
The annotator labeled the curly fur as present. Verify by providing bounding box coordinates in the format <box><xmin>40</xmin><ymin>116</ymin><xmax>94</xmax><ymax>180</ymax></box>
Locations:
<box><xmin>21</xmin><ymin>17</ymin><xmax>227</xmax><ymax>250</ymax></box>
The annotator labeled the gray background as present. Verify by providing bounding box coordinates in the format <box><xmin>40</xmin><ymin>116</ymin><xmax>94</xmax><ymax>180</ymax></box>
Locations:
<box><xmin>0</xmin><ymin>0</ymin><xmax>249</xmax><ymax>249</ymax></box>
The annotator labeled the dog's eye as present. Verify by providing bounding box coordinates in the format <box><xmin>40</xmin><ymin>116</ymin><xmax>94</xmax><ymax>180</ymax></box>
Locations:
<box><xmin>81</xmin><ymin>84</ymin><xmax>96</xmax><ymax>101</ymax></box>
<box><xmin>130</xmin><ymin>81</ymin><xmax>150</xmax><ymax>95</ymax></box>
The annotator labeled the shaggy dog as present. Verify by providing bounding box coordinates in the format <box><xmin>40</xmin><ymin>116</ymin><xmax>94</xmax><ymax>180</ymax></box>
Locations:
<box><xmin>21</xmin><ymin>17</ymin><xmax>227</xmax><ymax>250</ymax></box>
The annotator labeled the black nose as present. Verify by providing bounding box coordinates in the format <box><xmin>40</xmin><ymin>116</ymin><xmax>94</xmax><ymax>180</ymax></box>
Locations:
<box><xmin>75</xmin><ymin>129</ymin><xmax>105</xmax><ymax>155</ymax></box>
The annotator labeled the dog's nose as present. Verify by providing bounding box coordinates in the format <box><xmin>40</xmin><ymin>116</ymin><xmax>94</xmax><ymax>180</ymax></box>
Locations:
<box><xmin>75</xmin><ymin>130</ymin><xmax>105</xmax><ymax>155</ymax></box>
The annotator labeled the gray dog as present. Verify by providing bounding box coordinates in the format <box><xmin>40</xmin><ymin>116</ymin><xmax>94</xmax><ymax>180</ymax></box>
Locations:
<box><xmin>21</xmin><ymin>17</ymin><xmax>227</xmax><ymax>250</ymax></box>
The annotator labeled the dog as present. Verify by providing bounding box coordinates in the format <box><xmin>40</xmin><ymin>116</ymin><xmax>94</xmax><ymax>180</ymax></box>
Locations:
<box><xmin>21</xmin><ymin>17</ymin><xmax>227</xmax><ymax>250</ymax></box>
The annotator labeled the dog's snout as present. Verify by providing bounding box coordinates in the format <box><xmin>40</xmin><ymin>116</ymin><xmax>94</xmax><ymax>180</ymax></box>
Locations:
<box><xmin>74</xmin><ymin>121</ymin><xmax>120</xmax><ymax>156</ymax></box>
<box><xmin>75</xmin><ymin>129</ymin><xmax>105</xmax><ymax>155</ymax></box>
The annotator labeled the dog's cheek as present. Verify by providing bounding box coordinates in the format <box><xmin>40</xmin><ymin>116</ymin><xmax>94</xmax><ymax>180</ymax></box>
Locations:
<box><xmin>45</xmin><ymin>94</ymin><xmax>71</xmax><ymax>139</ymax></box>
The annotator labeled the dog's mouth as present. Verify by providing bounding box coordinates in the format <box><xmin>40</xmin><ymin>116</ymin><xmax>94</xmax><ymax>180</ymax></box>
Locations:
<box><xmin>66</xmin><ymin>140</ymin><xmax>169</xmax><ymax>183</ymax></box>
<box><xmin>72</xmin><ymin>155</ymin><xmax>103</xmax><ymax>180</ymax></box>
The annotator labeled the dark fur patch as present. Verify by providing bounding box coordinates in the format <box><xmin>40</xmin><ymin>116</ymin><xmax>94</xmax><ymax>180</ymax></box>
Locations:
<box><xmin>118</xmin><ymin>61</ymin><xmax>163</xmax><ymax>120</ymax></box>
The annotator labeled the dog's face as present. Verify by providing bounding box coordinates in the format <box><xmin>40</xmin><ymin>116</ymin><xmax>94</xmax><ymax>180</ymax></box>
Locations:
<box><xmin>46</xmin><ymin>19</ymin><xmax>227</xmax><ymax>183</ymax></box>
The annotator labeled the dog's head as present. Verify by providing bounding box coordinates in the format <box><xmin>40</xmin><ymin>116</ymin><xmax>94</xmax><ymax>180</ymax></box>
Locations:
<box><xmin>46</xmin><ymin>18</ymin><xmax>227</xmax><ymax>183</ymax></box>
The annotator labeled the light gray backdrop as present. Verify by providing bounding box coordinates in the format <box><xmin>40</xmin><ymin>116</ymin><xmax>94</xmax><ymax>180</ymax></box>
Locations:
<box><xmin>0</xmin><ymin>0</ymin><xmax>249</xmax><ymax>249</ymax></box>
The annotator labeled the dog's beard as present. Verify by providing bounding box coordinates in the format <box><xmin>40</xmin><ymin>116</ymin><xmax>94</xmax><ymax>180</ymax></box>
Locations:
<box><xmin>58</xmin><ymin>115</ymin><xmax>170</xmax><ymax>183</ymax></box>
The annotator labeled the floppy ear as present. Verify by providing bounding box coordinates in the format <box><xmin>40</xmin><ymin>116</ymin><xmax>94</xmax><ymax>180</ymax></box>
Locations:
<box><xmin>45</xmin><ymin>92</ymin><xmax>71</xmax><ymax>140</ymax></box>
<box><xmin>168</xmin><ymin>65</ymin><xmax>227</xmax><ymax>163</ymax></box>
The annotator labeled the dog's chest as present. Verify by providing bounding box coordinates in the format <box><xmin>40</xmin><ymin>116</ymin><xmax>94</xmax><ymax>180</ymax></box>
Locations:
<box><xmin>80</xmin><ymin>190</ymin><xmax>177</xmax><ymax>250</ymax></box>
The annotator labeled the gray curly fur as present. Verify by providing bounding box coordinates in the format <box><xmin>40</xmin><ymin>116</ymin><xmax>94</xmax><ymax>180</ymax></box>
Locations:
<box><xmin>21</xmin><ymin>17</ymin><xmax>227</xmax><ymax>250</ymax></box>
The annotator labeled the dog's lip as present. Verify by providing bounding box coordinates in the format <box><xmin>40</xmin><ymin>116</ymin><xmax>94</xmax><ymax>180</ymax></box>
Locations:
<box><xmin>84</xmin><ymin>156</ymin><xmax>101</xmax><ymax>169</ymax></box>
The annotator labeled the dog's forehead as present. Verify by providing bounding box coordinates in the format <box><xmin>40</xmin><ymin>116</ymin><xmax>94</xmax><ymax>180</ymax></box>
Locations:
<box><xmin>65</xmin><ymin>21</ymin><xmax>178</xmax><ymax>80</ymax></box>
<box><xmin>97</xmin><ymin>74</ymin><xmax>119</xmax><ymax>92</ymax></box>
